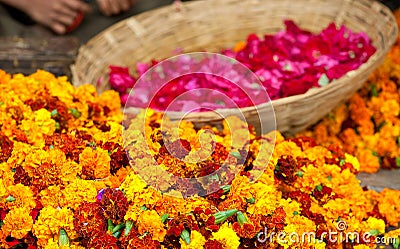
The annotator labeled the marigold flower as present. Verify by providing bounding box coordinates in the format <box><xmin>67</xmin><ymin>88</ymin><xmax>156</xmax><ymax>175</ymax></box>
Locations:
<box><xmin>73</xmin><ymin>202</ymin><xmax>107</xmax><ymax>239</ymax></box>
<box><xmin>100</xmin><ymin>188</ymin><xmax>128</xmax><ymax>224</ymax></box>
<box><xmin>4</xmin><ymin>183</ymin><xmax>36</xmax><ymax>210</ymax></box>
<box><xmin>180</xmin><ymin>230</ymin><xmax>206</xmax><ymax>249</ymax></box>
<box><xmin>33</xmin><ymin>206</ymin><xmax>77</xmax><ymax>247</ymax></box>
<box><xmin>137</xmin><ymin>210</ymin><xmax>167</xmax><ymax>242</ymax></box>
<box><xmin>211</xmin><ymin>223</ymin><xmax>240</xmax><ymax>249</ymax></box>
<box><xmin>1</xmin><ymin>207</ymin><xmax>33</xmax><ymax>239</ymax></box>
<box><xmin>59</xmin><ymin>179</ymin><xmax>97</xmax><ymax>210</ymax></box>
<box><xmin>79</xmin><ymin>147</ymin><xmax>111</xmax><ymax>180</ymax></box>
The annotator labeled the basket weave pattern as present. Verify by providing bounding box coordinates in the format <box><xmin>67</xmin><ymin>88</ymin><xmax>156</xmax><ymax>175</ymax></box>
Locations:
<box><xmin>72</xmin><ymin>0</ymin><xmax>398</xmax><ymax>134</ymax></box>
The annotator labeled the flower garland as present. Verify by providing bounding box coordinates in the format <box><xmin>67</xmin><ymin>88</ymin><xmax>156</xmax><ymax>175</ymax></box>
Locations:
<box><xmin>0</xmin><ymin>70</ymin><xmax>399</xmax><ymax>248</ymax></box>
<box><xmin>298</xmin><ymin>11</ymin><xmax>400</xmax><ymax>173</ymax></box>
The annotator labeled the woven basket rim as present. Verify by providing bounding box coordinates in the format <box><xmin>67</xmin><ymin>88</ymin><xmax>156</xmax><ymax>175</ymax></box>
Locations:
<box><xmin>72</xmin><ymin>0</ymin><xmax>398</xmax><ymax>133</ymax></box>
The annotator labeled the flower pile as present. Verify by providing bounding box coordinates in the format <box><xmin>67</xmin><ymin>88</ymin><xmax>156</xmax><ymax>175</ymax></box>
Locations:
<box><xmin>108</xmin><ymin>20</ymin><xmax>375</xmax><ymax>108</ymax></box>
<box><xmin>298</xmin><ymin>12</ymin><xmax>400</xmax><ymax>173</ymax></box>
<box><xmin>0</xmin><ymin>69</ymin><xmax>400</xmax><ymax>248</ymax></box>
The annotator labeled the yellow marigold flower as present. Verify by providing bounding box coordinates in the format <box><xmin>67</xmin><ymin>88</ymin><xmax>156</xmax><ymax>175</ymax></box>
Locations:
<box><xmin>363</xmin><ymin>217</ymin><xmax>385</xmax><ymax>235</ymax></box>
<box><xmin>273</xmin><ymin>141</ymin><xmax>303</xmax><ymax>160</ymax></box>
<box><xmin>380</xmin><ymin>99</ymin><xmax>399</xmax><ymax>118</ymax></box>
<box><xmin>33</xmin><ymin>206</ymin><xmax>77</xmax><ymax>247</ymax></box>
<box><xmin>74</xmin><ymin>84</ymin><xmax>97</xmax><ymax>105</ymax></box>
<box><xmin>0</xmin><ymin>162</ymin><xmax>14</xmax><ymax>190</ymax></box>
<box><xmin>119</xmin><ymin>172</ymin><xmax>147</xmax><ymax>201</ymax></box>
<box><xmin>376</xmin><ymin>188</ymin><xmax>400</xmax><ymax>226</ymax></box>
<box><xmin>39</xmin><ymin>185</ymin><xmax>63</xmax><ymax>208</ymax></box>
<box><xmin>303</xmin><ymin>146</ymin><xmax>331</xmax><ymax>166</ymax></box>
<box><xmin>355</xmin><ymin>149</ymin><xmax>380</xmax><ymax>173</ymax></box>
<box><xmin>60</xmin><ymin>179</ymin><xmax>97</xmax><ymax>210</ymax></box>
<box><xmin>1</xmin><ymin>207</ymin><xmax>33</xmax><ymax>239</ymax></box>
<box><xmin>6</xmin><ymin>141</ymin><xmax>32</xmax><ymax>165</ymax></box>
<box><xmin>0</xmin><ymin>69</ymin><xmax>11</xmax><ymax>84</ymax></box>
<box><xmin>43</xmin><ymin>238</ymin><xmax>85</xmax><ymax>249</ymax></box>
<box><xmin>46</xmin><ymin>75</ymin><xmax>75</xmax><ymax>104</ymax></box>
<box><xmin>20</xmin><ymin>109</ymin><xmax>56</xmax><ymax>146</ymax></box>
<box><xmin>5</xmin><ymin>184</ymin><xmax>36</xmax><ymax>210</ymax></box>
<box><xmin>228</xmin><ymin>175</ymin><xmax>253</xmax><ymax>206</ymax></box>
<box><xmin>384</xmin><ymin>228</ymin><xmax>400</xmax><ymax>246</ymax></box>
<box><xmin>344</xmin><ymin>153</ymin><xmax>360</xmax><ymax>171</ymax></box>
<box><xmin>211</xmin><ymin>222</ymin><xmax>240</xmax><ymax>249</ymax></box>
<box><xmin>180</xmin><ymin>230</ymin><xmax>206</xmax><ymax>249</ymax></box>
<box><xmin>0</xmin><ymin>179</ymin><xmax>6</xmax><ymax>200</ymax></box>
<box><xmin>137</xmin><ymin>210</ymin><xmax>166</xmax><ymax>242</ymax></box>
<box><xmin>246</xmin><ymin>182</ymin><xmax>281</xmax><ymax>216</ymax></box>
<box><xmin>280</xmin><ymin>198</ymin><xmax>301</xmax><ymax>221</ymax></box>
<box><xmin>79</xmin><ymin>147</ymin><xmax>111</xmax><ymax>179</ymax></box>
<box><xmin>93</xmin><ymin>121</ymin><xmax>123</xmax><ymax>144</ymax></box>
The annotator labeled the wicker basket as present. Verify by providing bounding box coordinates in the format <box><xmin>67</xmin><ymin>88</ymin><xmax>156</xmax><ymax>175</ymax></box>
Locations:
<box><xmin>72</xmin><ymin>0</ymin><xmax>398</xmax><ymax>135</ymax></box>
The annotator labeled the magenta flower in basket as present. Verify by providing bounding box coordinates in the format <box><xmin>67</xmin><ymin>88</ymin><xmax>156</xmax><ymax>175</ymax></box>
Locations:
<box><xmin>108</xmin><ymin>20</ymin><xmax>376</xmax><ymax>111</ymax></box>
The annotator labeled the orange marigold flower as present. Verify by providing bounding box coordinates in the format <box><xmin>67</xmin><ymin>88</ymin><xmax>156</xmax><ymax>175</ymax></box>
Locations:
<box><xmin>33</xmin><ymin>206</ymin><xmax>77</xmax><ymax>247</ymax></box>
<box><xmin>1</xmin><ymin>207</ymin><xmax>33</xmax><ymax>239</ymax></box>
<box><xmin>137</xmin><ymin>210</ymin><xmax>167</xmax><ymax>242</ymax></box>
<box><xmin>60</xmin><ymin>179</ymin><xmax>97</xmax><ymax>210</ymax></box>
<box><xmin>79</xmin><ymin>147</ymin><xmax>111</xmax><ymax>180</ymax></box>
<box><xmin>4</xmin><ymin>183</ymin><xmax>36</xmax><ymax>210</ymax></box>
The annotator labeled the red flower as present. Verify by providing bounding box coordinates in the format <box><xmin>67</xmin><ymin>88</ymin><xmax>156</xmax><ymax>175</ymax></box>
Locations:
<box><xmin>0</xmin><ymin>132</ymin><xmax>13</xmax><ymax>163</ymax></box>
<box><xmin>86</xmin><ymin>231</ymin><xmax>119</xmax><ymax>249</ymax></box>
<box><xmin>204</xmin><ymin>240</ymin><xmax>224</xmax><ymax>249</ymax></box>
<box><xmin>100</xmin><ymin>188</ymin><xmax>128</xmax><ymax>224</ymax></box>
<box><xmin>74</xmin><ymin>202</ymin><xmax>107</xmax><ymax>239</ymax></box>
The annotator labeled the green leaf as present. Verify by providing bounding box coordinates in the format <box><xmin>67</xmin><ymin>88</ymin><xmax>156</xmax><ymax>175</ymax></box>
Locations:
<box><xmin>315</xmin><ymin>184</ymin><xmax>323</xmax><ymax>192</ymax></box>
<box><xmin>180</xmin><ymin>229</ymin><xmax>191</xmax><ymax>245</ymax></box>
<box><xmin>230</xmin><ymin>151</ymin><xmax>242</xmax><ymax>160</ymax></box>
<box><xmin>221</xmin><ymin>185</ymin><xmax>231</xmax><ymax>193</ymax></box>
<box><xmin>6</xmin><ymin>196</ymin><xmax>15</xmax><ymax>202</ymax></box>
<box><xmin>113</xmin><ymin>230</ymin><xmax>122</xmax><ymax>238</ymax></box>
<box><xmin>296</xmin><ymin>171</ymin><xmax>303</xmax><ymax>177</ymax></box>
<box><xmin>59</xmin><ymin>228</ymin><xmax>70</xmax><ymax>246</ymax></box>
<box><xmin>393</xmin><ymin>238</ymin><xmax>399</xmax><ymax>249</ymax></box>
<box><xmin>69</xmin><ymin>108</ymin><xmax>81</xmax><ymax>119</ymax></box>
<box><xmin>318</xmin><ymin>73</ymin><xmax>330</xmax><ymax>87</ymax></box>
<box><xmin>368</xmin><ymin>229</ymin><xmax>380</xmax><ymax>236</ymax></box>
<box><xmin>327</xmin><ymin>175</ymin><xmax>332</xmax><ymax>181</ymax></box>
<box><xmin>339</xmin><ymin>159</ymin><xmax>346</xmax><ymax>166</ymax></box>
<box><xmin>237</xmin><ymin>211</ymin><xmax>248</xmax><ymax>226</ymax></box>
<box><xmin>246</xmin><ymin>197</ymin><xmax>255</xmax><ymax>204</ymax></box>
<box><xmin>161</xmin><ymin>214</ymin><xmax>169</xmax><ymax>223</ymax></box>
<box><xmin>214</xmin><ymin>209</ymin><xmax>238</xmax><ymax>224</ymax></box>
<box><xmin>107</xmin><ymin>219</ymin><xmax>115</xmax><ymax>232</ymax></box>
<box><xmin>396</xmin><ymin>157</ymin><xmax>400</xmax><ymax>168</ymax></box>
<box><xmin>112</xmin><ymin>223</ymin><xmax>125</xmax><ymax>234</ymax></box>
<box><xmin>51</xmin><ymin>109</ymin><xmax>58</xmax><ymax>117</ymax></box>
<box><xmin>370</xmin><ymin>84</ymin><xmax>378</xmax><ymax>97</ymax></box>
<box><xmin>124</xmin><ymin>221</ymin><xmax>133</xmax><ymax>236</ymax></box>
<box><xmin>293</xmin><ymin>211</ymin><xmax>299</xmax><ymax>216</ymax></box>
